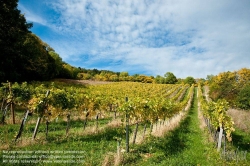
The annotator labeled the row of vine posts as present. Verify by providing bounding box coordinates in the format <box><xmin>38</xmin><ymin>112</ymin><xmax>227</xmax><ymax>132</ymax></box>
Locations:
<box><xmin>198</xmin><ymin>84</ymin><xmax>247</xmax><ymax>161</ymax></box>
<box><xmin>1</xmin><ymin>81</ymin><xmax>193</xmax><ymax>158</ymax></box>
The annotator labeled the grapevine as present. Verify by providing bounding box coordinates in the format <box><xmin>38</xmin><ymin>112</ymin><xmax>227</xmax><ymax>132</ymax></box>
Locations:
<box><xmin>0</xmin><ymin>81</ymin><xmax>195</xmax><ymax>141</ymax></box>
<box><xmin>198</xmin><ymin>84</ymin><xmax>235</xmax><ymax>141</ymax></box>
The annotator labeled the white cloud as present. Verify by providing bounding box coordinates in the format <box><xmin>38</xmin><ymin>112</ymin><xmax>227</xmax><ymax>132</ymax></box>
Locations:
<box><xmin>24</xmin><ymin>0</ymin><xmax>250</xmax><ymax>78</ymax></box>
<box><xmin>18</xmin><ymin>4</ymin><xmax>47</xmax><ymax>26</ymax></box>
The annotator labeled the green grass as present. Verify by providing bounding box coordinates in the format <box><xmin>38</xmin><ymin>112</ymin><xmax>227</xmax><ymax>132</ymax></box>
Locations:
<box><xmin>0</xmin><ymin>115</ymin><xmax>121</xmax><ymax>166</ymax></box>
<box><xmin>228</xmin><ymin>127</ymin><xmax>250</xmax><ymax>162</ymax></box>
<box><xmin>1</xmin><ymin>87</ymin><xmax>250</xmax><ymax>165</ymax></box>
<box><xmin>121</xmin><ymin>88</ymin><xmax>223</xmax><ymax>165</ymax></box>
<box><xmin>0</xmin><ymin>125</ymin><xmax>123</xmax><ymax>166</ymax></box>
<box><xmin>232</xmin><ymin>129</ymin><xmax>250</xmax><ymax>151</ymax></box>
<box><xmin>120</xmin><ymin>88</ymin><xmax>250</xmax><ymax>166</ymax></box>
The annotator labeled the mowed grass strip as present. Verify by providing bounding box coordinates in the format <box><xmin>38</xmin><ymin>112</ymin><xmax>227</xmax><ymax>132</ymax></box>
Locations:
<box><xmin>123</xmin><ymin>88</ymin><xmax>222</xmax><ymax>166</ymax></box>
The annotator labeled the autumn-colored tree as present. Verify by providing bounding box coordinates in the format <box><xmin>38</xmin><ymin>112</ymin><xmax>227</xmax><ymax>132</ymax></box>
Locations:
<box><xmin>209</xmin><ymin>71</ymin><xmax>238</xmax><ymax>103</ymax></box>
<box><xmin>236</xmin><ymin>68</ymin><xmax>250</xmax><ymax>87</ymax></box>
<box><xmin>110</xmin><ymin>74</ymin><xmax>119</xmax><ymax>82</ymax></box>
<box><xmin>208</xmin><ymin>68</ymin><xmax>250</xmax><ymax>109</ymax></box>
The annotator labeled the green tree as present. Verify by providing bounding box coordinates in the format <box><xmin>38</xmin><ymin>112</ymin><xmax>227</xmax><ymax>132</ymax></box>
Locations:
<box><xmin>155</xmin><ymin>75</ymin><xmax>166</xmax><ymax>84</ymax></box>
<box><xmin>87</xmin><ymin>69</ymin><xmax>100</xmax><ymax>77</ymax></box>
<box><xmin>176</xmin><ymin>78</ymin><xmax>184</xmax><ymax>84</ymax></box>
<box><xmin>206</xmin><ymin>74</ymin><xmax>214</xmax><ymax>84</ymax></box>
<box><xmin>49</xmin><ymin>51</ymin><xmax>64</xmax><ymax>77</ymax></box>
<box><xmin>120</xmin><ymin>71</ymin><xmax>129</xmax><ymax>77</ymax></box>
<box><xmin>20</xmin><ymin>33</ymin><xmax>56</xmax><ymax>80</ymax></box>
<box><xmin>132</xmin><ymin>74</ymin><xmax>140</xmax><ymax>82</ymax></box>
<box><xmin>119</xmin><ymin>72</ymin><xmax>129</xmax><ymax>81</ymax></box>
<box><xmin>60</xmin><ymin>63</ymin><xmax>80</xmax><ymax>79</ymax></box>
<box><xmin>184</xmin><ymin>76</ymin><xmax>196</xmax><ymax>85</ymax></box>
<box><xmin>236</xmin><ymin>83</ymin><xmax>250</xmax><ymax>110</ymax></box>
<box><xmin>0</xmin><ymin>0</ymin><xmax>32</xmax><ymax>82</ymax></box>
<box><xmin>164</xmin><ymin>72</ymin><xmax>177</xmax><ymax>84</ymax></box>
<box><xmin>196</xmin><ymin>78</ymin><xmax>206</xmax><ymax>86</ymax></box>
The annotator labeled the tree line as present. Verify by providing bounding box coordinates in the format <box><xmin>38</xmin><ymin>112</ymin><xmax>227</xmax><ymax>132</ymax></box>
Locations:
<box><xmin>76</xmin><ymin>69</ymin><xmax>198</xmax><ymax>85</ymax></box>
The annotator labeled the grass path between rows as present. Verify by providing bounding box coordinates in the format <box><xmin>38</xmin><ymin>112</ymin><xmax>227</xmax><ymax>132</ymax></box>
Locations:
<box><xmin>126</xmin><ymin>88</ymin><xmax>222</xmax><ymax>165</ymax></box>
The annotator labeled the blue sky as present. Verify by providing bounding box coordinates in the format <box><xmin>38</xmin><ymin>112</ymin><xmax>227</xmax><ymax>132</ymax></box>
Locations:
<box><xmin>18</xmin><ymin>0</ymin><xmax>250</xmax><ymax>78</ymax></box>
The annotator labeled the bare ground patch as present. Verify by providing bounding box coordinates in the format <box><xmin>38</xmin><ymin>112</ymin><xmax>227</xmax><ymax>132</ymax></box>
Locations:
<box><xmin>228</xmin><ymin>108</ymin><xmax>250</xmax><ymax>133</ymax></box>
<box><xmin>53</xmin><ymin>78</ymin><xmax>113</xmax><ymax>85</ymax></box>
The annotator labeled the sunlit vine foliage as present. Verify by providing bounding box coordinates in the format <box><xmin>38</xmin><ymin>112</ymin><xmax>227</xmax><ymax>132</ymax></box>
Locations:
<box><xmin>198</xmin><ymin>84</ymin><xmax>235</xmax><ymax>141</ymax></box>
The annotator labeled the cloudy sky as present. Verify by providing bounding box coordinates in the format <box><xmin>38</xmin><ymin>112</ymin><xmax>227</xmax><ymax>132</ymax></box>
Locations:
<box><xmin>18</xmin><ymin>0</ymin><xmax>250</xmax><ymax>78</ymax></box>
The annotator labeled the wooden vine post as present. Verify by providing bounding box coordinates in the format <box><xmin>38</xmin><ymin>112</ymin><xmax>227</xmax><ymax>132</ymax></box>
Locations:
<box><xmin>113</xmin><ymin>104</ymin><xmax>117</xmax><ymax>119</ymax></box>
<box><xmin>66</xmin><ymin>113</ymin><xmax>70</xmax><ymax>137</ymax></box>
<box><xmin>83</xmin><ymin>110</ymin><xmax>89</xmax><ymax>130</ymax></box>
<box><xmin>150</xmin><ymin>123</ymin><xmax>153</xmax><ymax>135</ymax></box>
<box><xmin>46</xmin><ymin>119</ymin><xmax>49</xmax><ymax>140</ymax></box>
<box><xmin>114</xmin><ymin>137</ymin><xmax>122</xmax><ymax>158</ymax></box>
<box><xmin>217</xmin><ymin>126</ymin><xmax>223</xmax><ymax>151</ymax></box>
<box><xmin>9</xmin><ymin>82</ymin><xmax>15</xmax><ymax>124</ymax></box>
<box><xmin>125</xmin><ymin>96</ymin><xmax>129</xmax><ymax>153</ymax></box>
<box><xmin>1</xmin><ymin>96</ymin><xmax>5</xmax><ymax>124</ymax></box>
<box><xmin>132</xmin><ymin>122</ymin><xmax>139</xmax><ymax>145</ymax></box>
<box><xmin>32</xmin><ymin>90</ymin><xmax>50</xmax><ymax>140</ymax></box>
<box><xmin>1</xmin><ymin>104</ymin><xmax>7</xmax><ymax>125</ymax></box>
<box><xmin>32</xmin><ymin>117</ymin><xmax>42</xmax><ymax>140</ymax></box>
<box><xmin>142</xmin><ymin>124</ymin><xmax>147</xmax><ymax>140</ymax></box>
<box><xmin>1</xmin><ymin>82</ymin><xmax>15</xmax><ymax>125</ymax></box>
<box><xmin>117</xmin><ymin>137</ymin><xmax>121</xmax><ymax>158</ymax></box>
<box><xmin>15</xmin><ymin>110</ymin><xmax>29</xmax><ymax>141</ymax></box>
<box><xmin>95</xmin><ymin>113</ymin><xmax>100</xmax><ymax>132</ymax></box>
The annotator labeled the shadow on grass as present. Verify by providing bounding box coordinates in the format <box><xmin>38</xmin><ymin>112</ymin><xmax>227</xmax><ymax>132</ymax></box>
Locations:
<box><xmin>46</xmin><ymin>126</ymin><xmax>127</xmax><ymax>144</ymax></box>
<box><xmin>231</xmin><ymin>130</ymin><xmax>250</xmax><ymax>151</ymax></box>
<box><xmin>24</xmin><ymin>117</ymin><xmax>112</xmax><ymax>135</ymax></box>
<box><xmin>126</xmin><ymin>98</ymin><xmax>196</xmax><ymax>166</ymax></box>
<box><xmin>123</xmin><ymin>90</ymin><xmax>198</xmax><ymax>166</ymax></box>
<box><xmin>149</xmin><ymin>110</ymin><xmax>193</xmax><ymax>156</ymax></box>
